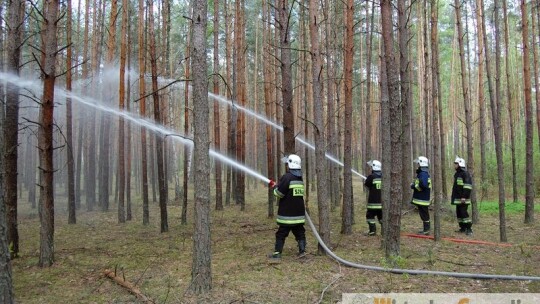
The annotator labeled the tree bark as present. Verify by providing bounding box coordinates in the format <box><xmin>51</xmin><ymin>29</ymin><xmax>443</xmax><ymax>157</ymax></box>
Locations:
<box><xmin>190</xmin><ymin>0</ymin><xmax>212</xmax><ymax>293</ymax></box>
<box><xmin>38</xmin><ymin>0</ymin><xmax>60</xmax><ymax>268</ymax></box>
<box><xmin>263</xmin><ymin>0</ymin><xmax>275</xmax><ymax>217</ymax></box>
<box><xmin>213</xmin><ymin>0</ymin><xmax>223</xmax><ymax>211</ymax></box>
<box><xmin>117</xmin><ymin>0</ymin><xmax>128</xmax><ymax>223</ymax></box>
<box><xmin>4</xmin><ymin>0</ymin><xmax>25</xmax><ymax>258</ymax></box>
<box><xmin>234</xmin><ymin>0</ymin><xmax>246</xmax><ymax>209</ymax></box>
<box><xmin>309</xmin><ymin>0</ymin><xmax>331</xmax><ymax>254</ymax></box>
<box><xmin>381</xmin><ymin>0</ymin><xmax>403</xmax><ymax>257</ymax></box>
<box><xmin>148</xmin><ymin>0</ymin><xmax>168</xmax><ymax>232</ymax></box>
<box><xmin>277</xmin><ymin>0</ymin><xmax>295</xmax><ymax>154</ymax></box>
<box><xmin>521</xmin><ymin>0</ymin><xmax>535</xmax><ymax>224</ymax></box>
<box><xmin>475</xmin><ymin>0</ymin><xmax>487</xmax><ymax>204</ymax></box>
<box><xmin>0</xmin><ymin>2</ymin><xmax>14</xmax><ymax>295</ymax></box>
<box><xmin>66</xmin><ymin>0</ymin><xmax>76</xmax><ymax>225</ymax></box>
<box><xmin>341</xmin><ymin>0</ymin><xmax>354</xmax><ymax>235</ymax></box>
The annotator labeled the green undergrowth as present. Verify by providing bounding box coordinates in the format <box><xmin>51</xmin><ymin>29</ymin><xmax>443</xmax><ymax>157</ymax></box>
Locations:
<box><xmin>11</xmin><ymin>186</ymin><xmax>540</xmax><ymax>303</ymax></box>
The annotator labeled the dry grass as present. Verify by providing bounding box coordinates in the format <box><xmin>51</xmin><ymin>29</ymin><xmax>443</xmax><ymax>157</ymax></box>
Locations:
<box><xmin>11</xmin><ymin>185</ymin><xmax>540</xmax><ymax>304</ymax></box>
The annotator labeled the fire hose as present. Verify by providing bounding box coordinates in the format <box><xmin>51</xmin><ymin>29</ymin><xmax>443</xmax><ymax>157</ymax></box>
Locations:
<box><xmin>305</xmin><ymin>212</ymin><xmax>540</xmax><ymax>281</ymax></box>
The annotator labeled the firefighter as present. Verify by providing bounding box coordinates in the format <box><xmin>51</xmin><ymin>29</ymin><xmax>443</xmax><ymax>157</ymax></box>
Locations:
<box><xmin>451</xmin><ymin>157</ymin><xmax>473</xmax><ymax>235</ymax></box>
<box><xmin>410</xmin><ymin>156</ymin><xmax>432</xmax><ymax>235</ymax></box>
<box><xmin>364</xmin><ymin>160</ymin><xmax>382</xmax><ymax>236</ymax></box>
<box><xmin>267</xmin><ymin>154</ymin><xmax>306</xmax><ymax>262</ymax></box>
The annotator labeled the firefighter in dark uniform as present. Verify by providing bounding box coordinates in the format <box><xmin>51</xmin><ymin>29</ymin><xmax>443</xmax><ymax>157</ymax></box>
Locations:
<box><xmin>451</xmin><ymin>157</ymin><xmax>473</xmax><ymax>235</ymax></box>
<box><xmin>267</xmin><ymin>154</ymin><xmax>306</xmax><ymax>262</ymax></box>
<box><xmin>411</xmin><ymin>156</ymin><xmax>432</xmax><ymax>235</ymax></box>
<box><xmin>364</xmin><ymin>160</ymin><xmax>382</xmax><ymax>236</ymax></box>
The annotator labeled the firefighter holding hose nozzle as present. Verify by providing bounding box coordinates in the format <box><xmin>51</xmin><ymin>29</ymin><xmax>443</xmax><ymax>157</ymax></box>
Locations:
<box><xmin>364</xmin><ymin>160</ymin><xmax>382</xmax><ymax>236</ymax></box>
<box><xmin>267</xmin><ymin>154</ymin><xmax>306</xmax><ymax>263</ymax></box>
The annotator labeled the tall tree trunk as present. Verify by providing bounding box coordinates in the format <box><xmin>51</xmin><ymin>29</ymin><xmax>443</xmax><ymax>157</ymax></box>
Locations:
<box><xmin>117</xmin><ymin>0</ymin><xmax>128</xmax><ymax>223</ymax></box>
<box><xmin>430</xmin><ymin>0</ymin><xmax>442</xmax><ymax>242</ymax></box>
<box><xmin>213</xmin><ymin>0</ymin><xmax>223</xmax><ymax>211</ymax></box>
<box><xmin>0</xmin><ymin>2</ymin><xmax>14</xmax><ymax>296</ymax></box>
<box><xmin>99</xmin><ymin>0</ymin><xmax>118</xmax><ymax>212</ymax></box>
<box><xmin>364</xmin><ymin>2</ymin><xmax>375</xmax><ymax>166</ymax></box>
<box><xmin>399</xmin><ymin>0</ymin><xmax>413</xmax><ymax>206</ymax></box>
<box><xmin>234</xmin><ymin>0</ymin><xmax>246</xmax><ymax>209</ymax></box>
<box><xmin>38</xmin><ymin>0</ymin><xmax>60</xmax><ymax>268</ymax></box>
<box><xmin>309</xmin><ymin>0</ymin><xmax>331</xmax><ymax>254</ymax></box>
<box><xmin>521</xmin><ymin>0</ymin><xmax>535</xmax><ymax>224</ymax></box>
<box><xmin>381</xmin><ymin>0</ymin><xmax>403</xmax><ymax>257</ymax></box>
<box><xmin>126</xmin><ymin>27</ymin><xmax>132</xmax><ymax>221</ymax></box>
<box><xmin>454</xmin><ymin>0</ymin><xmax>477</xmax><ymax>225</ymax></box>
<box><xmin>190</xmin><ymin>0</ymin><xmax>212</xmax><ymax>293</ymax></box>
<box><xmin>536</xmin><ymin>3</ymin><xmax>540</xmax><ymax>151</ymax></box>
<box><xmin>138</xmin><ymin>0</ymin><xmax>150</xmax><ymax>225</ymax></box>
<box><xmin>502</xmin><ymin>0</ymin><xmax>518</xmax><ymax>204</ymax></box>
<box><xmin>278</xmin><ymin>0</ymin><xmax>295</xmax><ymax>153</ymax></box>
<box><xmin>4</xmin><ymin>0</ymin><xmax>25</xmax><ymax>258</ymax></box>
<box><xmin>224</xmin><ymin>0</ymin><xmax>234</xmax><ymax>207</ymax></box>
<box><xmin>341</xmin><ymin>0</ymin><xmax>354</xmax><ymax>234</ymax></box>
<box><xmin>480</xmin><ymin>0</ymin><xmax>506</xmax><ymax>241</ymax></box>
<box><xmin>475</xmin><ymin>0</ymin><xmax>487</xmax><ymax>204</ymax></box>
<box><xmin>263</xmin><ymin>0</ymin><xmax>275</xmax><ymax>217</ymax></box>
<box><xmin>148</xmin><ymin>0</ymin><xmax>168</xmax><ymax>232</ymax></box>
<box><xmin>182</xmin><ymin>1</ymin><xmax>192</xmax><ymax>224</ymax></box>
<box><xmin>66</xmin><ymin>0</ymin><xmax>76</xmax><ymax>225</ymax></box>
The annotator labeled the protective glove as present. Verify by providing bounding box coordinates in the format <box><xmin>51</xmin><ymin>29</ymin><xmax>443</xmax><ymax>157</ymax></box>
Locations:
<box><xmin>268</xmin><ymin>179</ymin><xmax>276</xmax><ymax>188</ymax></box>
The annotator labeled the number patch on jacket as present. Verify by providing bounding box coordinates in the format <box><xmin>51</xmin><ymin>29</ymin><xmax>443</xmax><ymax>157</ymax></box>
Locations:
<box><xmin>293</xmin><ymin>188</ymin><xmax>304</xmax><ymax>196</ymax></box>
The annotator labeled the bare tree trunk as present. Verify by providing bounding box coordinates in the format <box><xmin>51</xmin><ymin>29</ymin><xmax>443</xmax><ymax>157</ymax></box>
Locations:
<box><xmin>0</xmin><ymin>2</ymin><xmax>14</xmax><ymax>295</ymax></box>
<box><xmin>399</xmin><ymin>0</ymin><xmax>413</xmax><ymax>206</ymax></box>
<box><xmin>213</xmin><ymin>0</ymin><xmax>223</xmax><ymax>211</ymax></box>
<box><xmin>126</xmin><ymin>27</ymin><xmax>132</xmax><ymax>221</ymax></box>
<box><xmin>364</xmin><ymin>2</ymin><xmax>375</xmax><ymax>165</ymax></box>
<box><xmin>138</xmin><ymin>0</ymin><xmax>150</xmax><ymax>225</ymax></box>
<box><xmin>475</xmin><ymin>0</ymin><xmax>487</xmax><ymax>204</ymax></box>
<box><xmin>117</xmin><ymin>0</ymin><xmax>128</xmax><ymax>223</ymax></box>
<box><xmin>263</xmin><ymin>0</ymin><xmax>275</xmax><ymax>217</ymax></box>
<box><xmin>224</xmin><ymin>0</ymin><xmax>233</xmax><ymax>207</ymax></box>
<box><xmin>309</xmin><ymin>0</ymin><xmax>331</xmax><ymax>254</ymax></box>
<box><xmin>430</xmin><ymin>0</ymin><xmax>442</xmax><ymax>242</ymax></box>
<box><xmin>234</xmin><ymin>0</ymin><xmax>246</xmax><ymax>209</ymax></box>
<box><xmin>66</xmin><ymin>0</ymin><xmax>76</xmax><ymax>225</ymax></box>
<box><xmin>190</xmin><ymin>0</ymin><xmax>212</xmax><ymax>293</ymax></box>
<box><xmin>148</xmin><ymin>0</ymin><xmax>168</xmax><ymax>232</ymax></box>
<box><xmin>4</xmin><ymin>0</ymin><xmax>25</xmax><ymax>258</ymax></box>
<box><xmin>182</xmin><ymin>2</ymin><xmax>192</xmax><ymax>224</ymax></box>
<box><xmin>381</xmin><ymin>0</ymin><xmax>403</xmax><ymax>257</ymax></box>
<box><xmin>38</xmin><ymin>0</ymin><xmax>60</xmax><ymax>267</ymax></box>
<box><xmin>480</xmin><ymin>0</ymin><xmax>506</xmax><ymax>241</ymax></box>
<box><xmin>521</xmin><ymin>0</ymin><xmax>535</xmax><ymax>224</ymax></box>
<box><xmin>502</xmin><ymin>0</ymin><xmax>518</xmax><ymax>204</ymax></box>
<box><xmin>341</xmin><ymin>0</ymin><xmax>354</xmax><ymax>235</ymax></box>
<box><xmin>278</xmin><ymin>0</ymin><xmax>295</xmax><ymax>153</ymax></box>
<box><xmin>536</xmin><ymin>3</ymin><xmax>540</xmax><ymax>151</ymax></box>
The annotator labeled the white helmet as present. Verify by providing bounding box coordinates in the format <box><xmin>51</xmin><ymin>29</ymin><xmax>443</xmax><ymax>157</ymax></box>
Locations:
<box><xmin>367</xmin><ymin>160</ymin><xmax>382</xmax><ymax>171</ymax></box>
<box><xmin>454</xmin><ymin>156</ymin><xmax>466</xmax><ymax>168</ymax></box>
<box><xmin>282</xmin><ymin>154</ymin><xmax>302</xmax><ymax>169</ymax></box>
<box><xmin>415</xmin><ymin>156</ymin><xmax>429</xmax><ymax>167</ymax></box>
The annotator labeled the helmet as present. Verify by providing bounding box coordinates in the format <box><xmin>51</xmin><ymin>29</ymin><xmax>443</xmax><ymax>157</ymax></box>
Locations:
<box><xmin>454</xmin><ymin>156</ymin><xmax>466</xmax><ymax>168</ymax></box>
<box><xmin>367</xmin><ymin>160</ymin><xmax>382</xmax><ymax>171</ymax></box>
<box><xmin>282</xmin><ymin>154</ymin><xmax>301</xmax><ymax>169</ymax></box>
<box><xmin>415</xmin><ymin>156</ymin><xmax>429</xmax><ymax>167</ymax></box>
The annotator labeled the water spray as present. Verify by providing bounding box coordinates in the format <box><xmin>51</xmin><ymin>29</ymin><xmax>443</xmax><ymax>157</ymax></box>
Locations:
<box><xmin>5</xmin><ymin>72</ymin><xmax>539</xmax><ymax>281</ymax></box>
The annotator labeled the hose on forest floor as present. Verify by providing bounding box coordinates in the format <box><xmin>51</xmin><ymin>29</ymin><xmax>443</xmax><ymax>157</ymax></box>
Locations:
<box><xmin>305</xmin><ymin>212</ymin><xmax>540</xmax><ymax>281</ymax></box>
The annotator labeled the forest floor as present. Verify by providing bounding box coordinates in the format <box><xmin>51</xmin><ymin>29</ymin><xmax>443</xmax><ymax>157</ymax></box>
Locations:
<box><xmin>10</xmin><ymin>185</ymin><xmax>540</xmax><ymax>304</ymax></box>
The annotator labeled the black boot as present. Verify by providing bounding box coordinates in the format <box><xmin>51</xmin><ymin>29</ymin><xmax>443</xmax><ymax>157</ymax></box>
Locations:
<box><xmin>417</xmin><ymin>221</ymin><xmax>430</xmax><ymax>235</ymax></box>
<box><xmin>455</xmin><ymin>222</ymin><xmax>466</xmax><ymax>233</ymax></box>
<box><xmin>465</xmin><ymin>223</ymin><xmax>473</xmax><ymax>236</ymax></box>
<box><xmin>268</xmin><ymin>239</ymin><xmax>284</xmax><ymax>262</ymax></box>
<box><xmin>297</xmin><ymin>239</ymin><xmax>307</xmax><ymax>258</ymax></box>
<box><xmin>368</xmin><ymin>223</ymin><xmax>376</xmax><ymax>236</ymax></box>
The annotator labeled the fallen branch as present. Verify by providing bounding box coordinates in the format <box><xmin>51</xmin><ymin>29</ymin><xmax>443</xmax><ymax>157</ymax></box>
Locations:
<box><xmin>103</xmin><ymin>269</ymin><xmax>154</xmax><ymax>303</ymax></box>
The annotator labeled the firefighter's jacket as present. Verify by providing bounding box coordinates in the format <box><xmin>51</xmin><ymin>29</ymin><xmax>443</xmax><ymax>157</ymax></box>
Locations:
<box><xmin>273</xmin><ymin>172</ymin><xmax>305</xmax><ymax>226</ymax></box>
<box><xmin>451</xmin><ymin>167</ymin><xmax>473</xmax><ymax>205</ymax></box>
<box><xmin>364</xmin><ymin>171</ymin><xmax>382</xmax><ymax>209</ymax></box>
<box><xmin>411</xmin><ymin>167</ymin><xmax>431</xmax><ymax>206</ymax></box>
